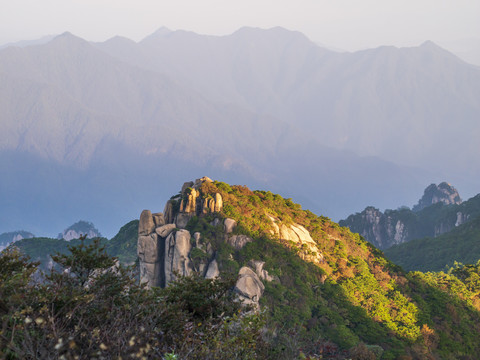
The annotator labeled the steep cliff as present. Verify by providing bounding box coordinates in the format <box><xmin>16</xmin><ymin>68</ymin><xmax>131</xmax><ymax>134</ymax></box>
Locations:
<box><xmin>340</xmin><ymin>183</ymin><xmax>479</xmax><ymax>249</ymax></box>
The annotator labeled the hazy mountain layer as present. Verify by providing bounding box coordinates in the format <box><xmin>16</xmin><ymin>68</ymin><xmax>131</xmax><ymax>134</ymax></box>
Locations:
<box><xmin>2</xmin><ymin>27</ymin><xmax>478</xmax><ymax>236</ymax></box>
<box><xmin>97</xmin><ymin>27</ymin><xmax>480</xmax><ymax>183</ymax></box>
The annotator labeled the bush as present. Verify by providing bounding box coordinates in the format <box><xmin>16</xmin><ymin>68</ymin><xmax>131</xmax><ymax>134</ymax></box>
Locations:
<box><xmin>0</xmin><ymin>239</ymin><xmax>266</xmax><ymax>359</ymax></box>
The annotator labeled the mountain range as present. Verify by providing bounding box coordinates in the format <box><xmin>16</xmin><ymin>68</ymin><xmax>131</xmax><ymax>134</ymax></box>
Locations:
<box><xmin>1</xmin><ymin>26</ymin><xmax>479</xmax><ymax>237</ymax></box>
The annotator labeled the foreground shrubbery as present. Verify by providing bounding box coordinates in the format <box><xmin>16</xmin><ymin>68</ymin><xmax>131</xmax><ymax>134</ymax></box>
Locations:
<box><xmin>0</xmin><ymin>240</ymin><xmax>266</xmax><ymax>359</ymax></box>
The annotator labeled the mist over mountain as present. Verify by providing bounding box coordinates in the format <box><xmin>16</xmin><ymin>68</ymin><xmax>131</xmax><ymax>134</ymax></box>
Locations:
<box><xmin>97</xmin><ymin>27</ymin><xmax>480</xmax><ymax>177</ymax></box>
<box><xmin>1</xmin><ymin>27</ymin><xmax>478</xmax><ymax>237</ymax></box>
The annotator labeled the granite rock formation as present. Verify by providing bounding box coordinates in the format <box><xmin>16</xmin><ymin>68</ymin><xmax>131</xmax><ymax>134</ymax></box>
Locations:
<box><xmin>136</xmin><ymin>177</ymin><xmax>280</xmax><ymax>308</ymax></box>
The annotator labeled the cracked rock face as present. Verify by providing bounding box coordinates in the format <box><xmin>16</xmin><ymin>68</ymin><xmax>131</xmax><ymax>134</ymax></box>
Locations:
<box><xmin>137</xmin><ymin>177</ymin><xmax>225</xmax><ymax>288</ymax></box>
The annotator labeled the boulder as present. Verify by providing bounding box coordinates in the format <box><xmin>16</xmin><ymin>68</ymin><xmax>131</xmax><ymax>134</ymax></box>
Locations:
<box><xmin>163</xmin><ymin>201</ymin><xmax>175</xmax><ymax>224</ymax></box>
<box><xmin>195</xmin><ymin>176</ymin><xmax>213</xmax><ymax>187</ymax></box>
<box><xmin>228</xmin><ymin>234</ymin><xmax>253</xmax><ymax>250</ymax></box>
<box><xmin>181</xmin><ymin>181</ymin><xmax>194</xmax><ymax>194</ymax></box>
<box><xmin>164</xmin><ymin>230</ymin><xmax>193</xmax><ymax>285</ymax></box>
<box><xmin>235</xmin><ymin>267</ymin><xmax>265</xmax><ymax>305</ymax></box>
<box><xmin>205</xmin><ymin>259</ymin><xmax>220</xmax><ymax>279</ymax></box>
<box><xmin>152</xmin><ymin>212</ymin><xmax>165</xmax><ymax>227</ymax></box>
<box><xmin>224</xmin><ymin>218</ymin><xmax>237</xmax><ymax>234</ymax></box>
<box><xmin>278</xmin><ymin>223</ymin><xmax>314</xmax><ymax>244</ymax></box>
<box><xmin>202</xmin><ymin>198</ymin><xmax>211</xmax><ymax>214</ymax></box>
<box><xmin>137</xmin><ymin>233</ymin><xmax>160</xmax><ymax>263</ymax></box>
<box><xmin>290</xmin><ymin>224</ymin><xmax>315</xmax><ymax>244</ymax></box>
<box><xmin>209</xmin><ymin>198</ymin><xmax>215</xmax><ymax>212</ymax></box>
<box><xmin>155</xmin><ymin>224</ymin><xmax>176</xmax><ymax>238</ymax></box>
<box><xmin>214</xmin><ymin>193</ymin><xmax>223</xmax><ymax>212</ymax></box>
<box><xmin>175</xmin><ymin>213</ymin><xmax>193</xmax><ymax>229</ymax></box>
<box><xmin>138</xmin><ymin>210</ymin><xmax>155</xmax><ymax>236</ymax></box>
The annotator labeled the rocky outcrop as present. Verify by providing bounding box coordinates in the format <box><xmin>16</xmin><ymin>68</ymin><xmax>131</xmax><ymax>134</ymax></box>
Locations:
<box><xmin>0</xmin><ymin>230</ymin><xmax>35</xmax><ymax>251</ymax></box>
<box><xmin>269</xmin><ymin>216</ymin><xmax>324</xmax><ymax>265</ymax></box>
<box><xmin>224</xmin><ymin>218</ymin><xmax>237</xmax><ymax>234</ymax></box>
<box><xmin>234</xmin><ymin>267</ymin><xmax>265</xmax><ymax>307</ymax></box>
<box><xmin>227</xmin><ymin>234</ymin><xmax>252</xmax><ymax>250</ymax></box>
<box><xmin>58</xmin><ymin>221</ymin><xmax>101</xmax><ymax>241</ymax></box>
<box><xmin>456</xmin><ymin>212</ymin><xmax>469</xmax><ymax>227</ymax></box>
<box><xmin>249</xmin><ymin>260</ymin><xmax>275</xmax><ymax>282</ymax></box>
<box><xmin>205</xmin><ymin>259</ymin><xmax>220</xmax><ymax>279</ymax></box>
<box><xmin>413</xmin><ymin>182</ymin><xmax>462</xmax><ymax>212</ymax></box>
<box><xmin>137</xmin><ymin>177</ymin><xmax>226</xmax><ymax>288</ymax></box>
<box><xmin>137</xmin><ymin>233</ymin><xmax>162</xmax><ymax>285</ymax></box>
<box><xmin>139</xmin><ymin>210</ymin><xmax>155</xmax><ymax>236</ymax></box>
<box><xmin>137</xmin><ymin>177</ymin><xmax>282</xmax><ymax>310</ymax></box>
<box><xmin>155</xmin><ymin>224</ymin><xmax>176</xmax><ymax>238</ymax></box>
<box><xmin>164</xmin><ymin>230</ymin><xmax>193</xmax><ymax>285</ymax></box>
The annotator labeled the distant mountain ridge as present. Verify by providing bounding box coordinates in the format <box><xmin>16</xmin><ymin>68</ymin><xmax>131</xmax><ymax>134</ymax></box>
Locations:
<box><xmin>0</xmin><ymin>230</ymin><xmax>35</xmax><ymax>251</ymax></box>
<box><xmin>340</xmin><ymin>183</ymin><xmax>480</xmax><ymax>249</ymax></box>
<box><xmin>1</xmin><ymin>27</ymin><xmax>479</xmax><ymax>236</ymax></box>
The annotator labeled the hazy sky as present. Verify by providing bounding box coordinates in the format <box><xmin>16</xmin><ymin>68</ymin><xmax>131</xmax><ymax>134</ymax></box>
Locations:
<box><xmin>1</xmin><ymin>0</ymin><xmax>479</xmax><ymax>50</ymax></box>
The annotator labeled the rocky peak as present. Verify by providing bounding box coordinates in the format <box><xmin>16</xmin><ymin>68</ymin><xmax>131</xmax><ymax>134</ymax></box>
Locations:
<box><xmin>413</xmin><ymin>182</ymin><xmax>462</xmax><ymax>212</ymax></box>
<box><xmin>137</xmin><ymin>177</ymin><xmax>276</xmax><ymax>309</ymax></box>
<box><xmin>0</xmin><ymin>230</ymin><xmax>35</xmax><ymax>251</ymax></box>
<box><xmin>57</xmin><ymin>221</ymin><xmax>101</xmax><ymax>241</ymax></box>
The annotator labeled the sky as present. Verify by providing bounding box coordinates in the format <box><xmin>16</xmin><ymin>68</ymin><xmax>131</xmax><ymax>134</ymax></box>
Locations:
<box><xmin>1</xmin><ymin>0</ymin><xmax>479</xmax><ymax>51</ymax></box>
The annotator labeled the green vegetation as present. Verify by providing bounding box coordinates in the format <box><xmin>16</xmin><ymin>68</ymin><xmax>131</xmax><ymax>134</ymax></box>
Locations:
<box><xmin>0</xmin><ymin>240</ymin><xmax>266</xmax><ymax>359</ymax></box>
<box><xmin>385</xmin><ymin>214</ymin><xmax>480</xmax><ymax>272</ymax></box>
<box><xmin>104</xmin><ymin>220</ymin><xmax>139</xmax><ymax>264</ymax></box>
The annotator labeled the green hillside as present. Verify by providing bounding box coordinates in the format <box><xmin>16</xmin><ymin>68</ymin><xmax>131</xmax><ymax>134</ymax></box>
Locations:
<box><xmin>179</xmin><ymin>181</ymin><xmax>480</xmax><ymax>358</ymax></box>
<box><xmin>385</xmin><ymin>215</ymin><xmax>480</xmax><ymax>272</ymax></box>
<box><xmin>104</xmin><ymin>220</ymin><xmax>138</xmax><ymax>264</ymax></box>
